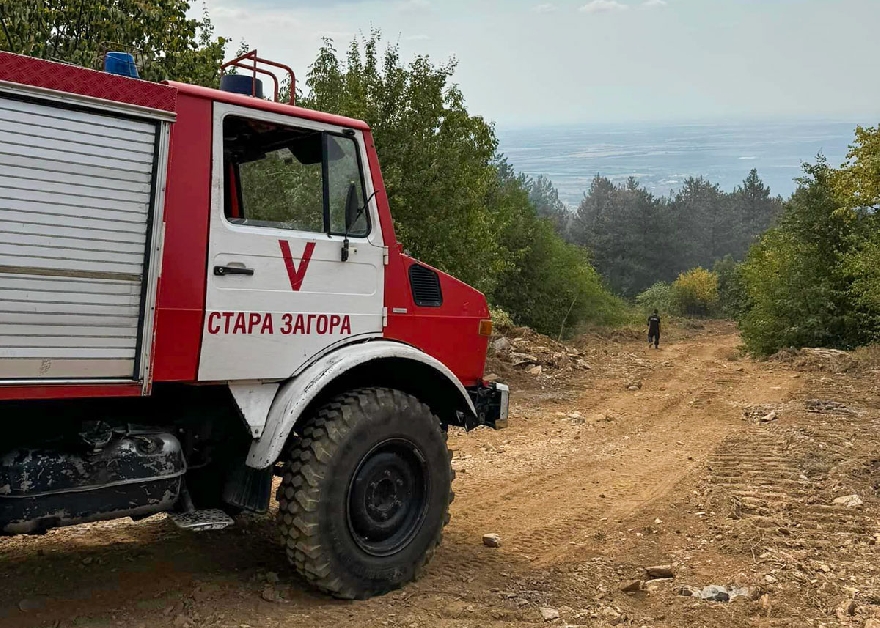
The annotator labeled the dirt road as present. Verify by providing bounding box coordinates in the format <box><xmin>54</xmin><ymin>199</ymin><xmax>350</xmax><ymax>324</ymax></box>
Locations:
<box><xmin>2</xmin><ymin>324</ymin><xmax>878</xmax><ymax>627</ymax></box>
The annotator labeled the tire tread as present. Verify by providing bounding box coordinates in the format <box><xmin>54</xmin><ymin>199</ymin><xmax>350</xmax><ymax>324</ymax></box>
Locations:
<box><xmin>278</xmin><ymin>387</ymin><xmax>453</xmax><ymax>599</ymax></box>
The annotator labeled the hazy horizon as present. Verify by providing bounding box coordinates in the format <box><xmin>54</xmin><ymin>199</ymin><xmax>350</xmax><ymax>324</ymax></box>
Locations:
<box><xmin>496</xmin><ymin>114</ymin><xmax>870</xmax><ymax>131</ymax></box>
<box><xmin>497</xmin><ymin>118</ymin><xmax>857</xmax><ymax>204</ymax></box>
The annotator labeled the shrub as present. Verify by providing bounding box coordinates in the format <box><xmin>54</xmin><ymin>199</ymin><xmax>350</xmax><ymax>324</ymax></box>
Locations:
<box><xmin>671</xmin><ymin>268</ymin><xmax>718</xmax><ymax>317</ymax></box>
<box><xmin>635</xmin><ymin>282</ymin><xmax>673</xmax><ymax>317</ymax></box>
<box><xmin>492</xmin><ymin>219</ymin><xmax>628</xmax><ymax>338</ymax></box>
<box><xmin>489</xmin><ymin>307</ymin><xmax>514</xmax><ymax>332</ymax></box>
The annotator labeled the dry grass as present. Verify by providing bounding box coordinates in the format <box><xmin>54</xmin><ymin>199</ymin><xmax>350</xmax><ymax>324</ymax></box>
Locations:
<box><xmin>852</xmin><ymin>344</ymin><xmax>880</xmax><ymax>371</ymax></box>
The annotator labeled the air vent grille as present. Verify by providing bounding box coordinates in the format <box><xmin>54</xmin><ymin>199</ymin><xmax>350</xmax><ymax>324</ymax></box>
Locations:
<box><xmin>409</xmin><ymin>264</ymin><xmax>443</xmax><ymax>307</ymax></box>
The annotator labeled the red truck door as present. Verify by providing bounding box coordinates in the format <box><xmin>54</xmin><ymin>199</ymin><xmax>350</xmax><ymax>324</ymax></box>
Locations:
<box><xmin>198</xmin><ymin>103</ymin><xmax>386</xmax><ymax>381</ymax></box>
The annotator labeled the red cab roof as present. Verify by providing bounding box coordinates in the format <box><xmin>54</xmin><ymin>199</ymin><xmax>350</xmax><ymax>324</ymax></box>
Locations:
<box><xmin>166</xmin><ymin>81</ymin><xmax>370</xmax><ymax>131</ymax></box>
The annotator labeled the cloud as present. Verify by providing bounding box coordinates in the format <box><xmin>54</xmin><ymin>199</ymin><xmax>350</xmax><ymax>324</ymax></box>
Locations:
<box><xmin>642</xmin><ymin>0</ymin><xmax>667</xmax><ymax>6</ymax></box>
<box><xmin>397</xmin><ymin>0</ymin><xmax>431</xmax><ymax>12</ymax></box>
<box><xmin>579</xmin><ymin>0</ymin><xmax>629</xmax><ymax>13</ymax></box>
<box><xmin>212</xmin><ymin>5</ymin><xmax>301</xmax><ymax>27</ymax></box>
<box><xmin>533</xmin><ymin>3</ymin><xmax>556</xmax><ymax>12</ymax></box>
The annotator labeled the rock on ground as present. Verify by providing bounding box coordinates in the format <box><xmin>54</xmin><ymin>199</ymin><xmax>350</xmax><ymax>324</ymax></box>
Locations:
<box><xmin>832</xmin><ymin>494</ymin><xmax>864</xmax><ymax>508</ymax></box>
<box><xmin>759</xmin><ymin>410</ymin><xmax>778</xmax><ymax>423</ymax></box>
<box><xmin>645</xmin><ymin>564</ymin><xmax>674</xmax><ymax>579</ymax></box>
<box><xmin>482</xmin><ymin>533</ymin><xmax>502</xmax><ymax>548</ymax></box>
<box><xmin>492</xmin><ymin>337</ymin><xmax>512</xmax><ymax>353</ymax></box>
<box><xmin>679</xmin><ymin>584</ymin><xmax>753</xmax><ymax>602</ymax></box>
<box><xmin>539</xmin><ymin>607</ymin><xmax>559</xmax><ymax>622</ymax></box>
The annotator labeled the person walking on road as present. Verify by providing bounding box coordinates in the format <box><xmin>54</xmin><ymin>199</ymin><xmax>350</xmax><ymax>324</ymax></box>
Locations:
<box><xmin>648</xmin><ymin>309</ymin><xmax>661</xmax><ymax>349</ymax></box>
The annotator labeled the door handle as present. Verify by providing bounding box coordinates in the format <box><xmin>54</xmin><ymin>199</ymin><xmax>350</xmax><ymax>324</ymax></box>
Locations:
<box><xmin>214</xmin><ymin>265</ymin><xmax>255</xmax><ymax>277</ymax></box>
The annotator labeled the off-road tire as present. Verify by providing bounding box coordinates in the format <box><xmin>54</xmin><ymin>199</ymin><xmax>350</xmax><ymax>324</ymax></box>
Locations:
<box><xmin>277</xmin><ymin>388</ymin><xmax>454</xmax><ymax>599</ymax></box>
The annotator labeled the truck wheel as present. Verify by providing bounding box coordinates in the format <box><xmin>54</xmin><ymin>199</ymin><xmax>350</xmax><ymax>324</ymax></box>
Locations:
<box><xmin>277</xmin><ymin>388</ymin><xmax>453</xmax><ymax>599</ymax></box>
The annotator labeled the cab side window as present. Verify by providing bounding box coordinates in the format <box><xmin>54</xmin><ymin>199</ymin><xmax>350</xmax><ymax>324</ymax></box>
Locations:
<box><xmin>222</xmin><ymin>115</ymin><xmax>369</xmax><ymax>236</ymax></box>
<box><xmin>327</xmin><ymin>135</ymin><xmax>368</xmax><ymax>236</ymax></box>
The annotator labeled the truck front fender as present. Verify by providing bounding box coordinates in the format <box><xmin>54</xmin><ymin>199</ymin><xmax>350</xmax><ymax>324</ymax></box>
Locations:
<box><xmin>245</xmin><ymin>340</ymin><xmax>477</xmax><ymax>468</ymax></box>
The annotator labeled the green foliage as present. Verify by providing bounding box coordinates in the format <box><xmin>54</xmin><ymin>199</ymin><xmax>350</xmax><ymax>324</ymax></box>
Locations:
<box><xmin>303</xmin><ymin>32</ymin><xmax>626</xmax><ymax>336</ymax></box>
<box><xmin>847</xmin><ymin>231</ymin><xmax>880</xmax><ymax>315</ymax></box>
<box><xmin>568</xmin><ymin>170</ymin><xmax>782</xmax><ymax>298</ymax></box>
<box><xmin>492</xmin><ymin>215</ymin><xmax>627</xmax><ymax>338</ymax></box>
<box><xmin>834</xmin><ymin>125</ymin><xmax>880</xmax><ymax>212</ymax></box>
<box><xmin>738</xmin><ymin>159</ymin><xmax>876</xmax><ymax>355</ymax></box>
<box><xmin>525</xmin><ymin>174</ymin><xmax>569</xmax><ymax>234</ymax></box>
<box><xmin>303</xmin><ymin>33</ymin><xmax>502</xmax><ymax>295</ymax></box>
<box><xmin>489</xmin><ymin>307</ymin><xmax>515</xmax><ymax>332</ymax></box>
<box><xmin>237</xmin><ymin>147</ymin><xmax>324</xmax><ymax>232</ymax></box>
<box><xmin>230</xmin><ymin>123</ymin><xmax>368</xmax><ymax>237</ymax></box>
<box><xmin>734</xmin><ymin>169</ymin><xmax>782</xmax><ymax>254</ymax></box>
<box><xmin>671</xmin><ymin>267</ymin><xmax>718</xmax><ymax>317</ymax></box>
<box><xmin>713</xmin><ymin>256</ymin><xmax>750</xmax><ymax>319</ymax></box>
<box><xmin>635</xmin><ymin>282</ymin><xmax>673</xmax><ymax>317</ymax></box>
<box><xmin>837</xmin><ymin>126</ymin><xmax>880</xmax><ymax>316</ymax></box>
<box><xmin>486</xmin><ymin>161</ymin><xmax>628</xmax><ymax>338</ymax></box>
<box><xmin>0</xmin><ymin>1</ymin><xmax>227</xmax><ymax>87</ymax></box>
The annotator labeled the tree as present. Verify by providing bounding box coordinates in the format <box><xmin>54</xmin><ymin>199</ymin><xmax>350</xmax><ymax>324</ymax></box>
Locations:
<box><xmin>303</xmin><ymin>32</ymin><xmax>625</xmax><ymax>335</ymax></box>
<box><xmin>670</xmin><ymin>177</ymin><xmax>730</xmax><ymax>269</ymax></box>
<box><xmin>0</xmin><ymin>0</ymin><xmax>226</xmax><ymax>87</ymax></box>
<box><xmin>565</xmin><ymin>170</ymin><xmax>782</xmax><ymax>299</ymax></box>
<box><xmin>739</xmin><ymin>159</ymin><xmax>873</xmax><ymax>355</ymax></box>
<box><xmin>671</xmin><ymin>268</ymin><xmax>718</xmax><ymax>317</ymax></box>
<box><xmin>713</xmin><ymin>256</ymin><xmax>749</xmax><ymax>319</ymax></box>
<box><xmin>732</xmin><ymin>169</ymin><xmax>783</xmax><ymax>254</ymax></box>
<box><xmin>834</xmin><ymin>125</ymin><xmax>880</xmax><ymax>213</ymax></box>
<box><xmin>571</xmin><ymin>175</ymin><xmax>680</xmax><ymax>297</ymax></box>
<box><xmin>836</xmin><ymin>125</ymin><xmax>880</xmax><ymax>322</ymax></box>
<box><xmin>304</xmin><ymin>33</ymin><xmax>503</xmax><ymax>294</ymax></box>
<box><xmin>636</xmin><ymin>282</ymin><xmax>674</xmax><ymax>317</ymax></box>
<box><xmin>489</xmin><ymin>165</ymin><xmax>625</xmax><ymax>336</ymax></box>
<box><xmin>525</xmin><ymin>174</ymin><xmax>569</xmax><ymax>234</ymax></box>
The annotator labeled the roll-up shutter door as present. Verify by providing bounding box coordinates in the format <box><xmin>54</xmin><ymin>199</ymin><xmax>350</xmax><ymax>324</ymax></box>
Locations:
<box><xmin>0</xmin><ymin>95</ymin><xmax>157</xmax><ymax>380</ymax></box>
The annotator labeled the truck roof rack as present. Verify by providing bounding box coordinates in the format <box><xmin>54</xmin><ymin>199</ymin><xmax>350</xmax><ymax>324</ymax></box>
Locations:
<box><xmin>220</xmin><ymin>50</ymin><xmax>296</xmax><ymax>105</ymax></box>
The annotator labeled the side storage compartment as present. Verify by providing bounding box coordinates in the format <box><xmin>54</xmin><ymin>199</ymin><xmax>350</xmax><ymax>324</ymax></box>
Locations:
<box><xmin>0</xmin><ymin>94</ymin><xmax>161</xmax><ymax>380</ymax></box>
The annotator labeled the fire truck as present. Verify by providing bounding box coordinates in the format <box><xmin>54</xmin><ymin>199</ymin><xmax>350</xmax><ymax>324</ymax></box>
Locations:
<box><xmin>0</xmin><ymin>50</ymin><xmax>508</xmax><ymax>599</ymax></box>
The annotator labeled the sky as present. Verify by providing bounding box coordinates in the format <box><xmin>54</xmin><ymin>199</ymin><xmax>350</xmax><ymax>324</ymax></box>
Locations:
<box><xmin>200</xmin><ymin>0</ymin><xmax>880</xmax><ymax>127</ymax></box>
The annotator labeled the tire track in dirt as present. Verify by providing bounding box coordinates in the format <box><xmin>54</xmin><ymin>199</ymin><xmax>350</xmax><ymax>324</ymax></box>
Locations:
<box><xmin>697</xmin><ymin>374</ymin><xmax>880</xmax><ymax>625</ymax></box>
<box><xmin>448</xmin><ymin>329</ymin><xmax>802</xmax><ymax>569</ymax></box>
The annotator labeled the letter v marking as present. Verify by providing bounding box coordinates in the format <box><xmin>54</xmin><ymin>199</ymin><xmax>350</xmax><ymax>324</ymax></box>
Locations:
<box><xmin>279</xmin><ymin>240</ymin><xmax>316</xmax><ymax>291</ymax></box>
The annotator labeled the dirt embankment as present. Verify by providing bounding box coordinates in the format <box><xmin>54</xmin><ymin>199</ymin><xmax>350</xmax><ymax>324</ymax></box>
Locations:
<box><xmin>2</xmin><ymin>321</ymin><xmax>879</xmax><ymax>628</ymax></box>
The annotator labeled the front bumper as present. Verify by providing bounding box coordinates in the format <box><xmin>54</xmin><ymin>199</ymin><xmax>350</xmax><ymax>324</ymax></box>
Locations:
<box><xmin>467</xmin><ymin>381</ymin><xmax>509</xmax><ymax>429</ymax></box>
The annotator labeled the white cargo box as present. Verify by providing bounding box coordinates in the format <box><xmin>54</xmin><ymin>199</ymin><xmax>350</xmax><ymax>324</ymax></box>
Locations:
<box><xmin>0</xmin><ymin>88</ymin><xmax>169</xmax><ymax>382</ymax></box>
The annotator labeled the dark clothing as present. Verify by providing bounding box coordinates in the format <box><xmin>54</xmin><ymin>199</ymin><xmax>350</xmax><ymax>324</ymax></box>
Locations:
<box><xmin>648</xmin><ymin>315</ymin><xmax>661</xmax><ymax>348</ymax></box>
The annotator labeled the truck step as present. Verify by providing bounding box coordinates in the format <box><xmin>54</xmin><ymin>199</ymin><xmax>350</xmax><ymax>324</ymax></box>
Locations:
<box><xmin>168</xmin><ymin>509</ymin><xmax>234</xmax><ymax>532</ymax></box>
